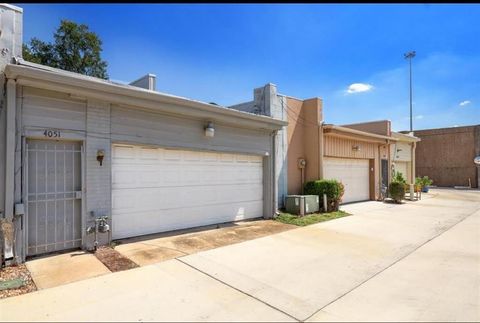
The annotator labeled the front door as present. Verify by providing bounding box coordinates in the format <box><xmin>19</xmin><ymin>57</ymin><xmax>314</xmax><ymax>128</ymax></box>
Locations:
<box><xmin>381</xmin><ymin>159</ymin><xmax>389</xmax><ymax>193</ymax></box>
<box><xmin>26</xmin><ymin>139</ymin><xmax>83</xmax><ymax>256</ymax></box>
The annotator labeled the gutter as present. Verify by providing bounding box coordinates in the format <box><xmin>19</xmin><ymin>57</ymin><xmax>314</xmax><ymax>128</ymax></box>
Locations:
<box><xmin>6</xmin><ymin>59</ymin><xmax>287</xmax><ymax>130</ymax></box>
<box><xmin>323</xmin><ymin>124</ymin><xmax>397</xmax><ymax>142</ymax></box>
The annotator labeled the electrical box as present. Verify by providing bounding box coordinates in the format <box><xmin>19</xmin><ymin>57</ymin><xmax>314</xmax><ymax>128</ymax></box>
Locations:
<box><xmin>284</xmin><ymin>195</ymin><xmax>320</xmax><ymax>216</ymax></box>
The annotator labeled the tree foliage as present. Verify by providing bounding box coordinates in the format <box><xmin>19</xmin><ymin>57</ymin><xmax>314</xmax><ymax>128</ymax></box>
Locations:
<box><xmin>22</xmin><ymin>20</ymin><xmax>108</xmax><ymax>79</ymax></box>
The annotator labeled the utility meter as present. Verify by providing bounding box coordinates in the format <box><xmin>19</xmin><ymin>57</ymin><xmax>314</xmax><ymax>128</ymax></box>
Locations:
<box><xmin>298</xmin><ymin>158</ymin><xmax>306</xmax><ymax>169</ymax></box>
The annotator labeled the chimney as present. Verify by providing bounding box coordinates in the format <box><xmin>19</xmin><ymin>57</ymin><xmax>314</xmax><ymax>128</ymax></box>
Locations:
<box><xmin>0</xmin><ymin>4</ymin><xmax>23</xmax><ymax>70</ymax></box>
<box><xmin>129</xmin><ymin>73</ymin><xmax>156</xmax><ymax>91</ymax></box>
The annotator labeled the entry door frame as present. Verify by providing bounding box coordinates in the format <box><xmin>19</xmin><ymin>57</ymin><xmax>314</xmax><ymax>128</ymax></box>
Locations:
<box><xmin>22</xmin><ymin>129</ymin><xmax>86</xmax><ymax>259</ymax></box>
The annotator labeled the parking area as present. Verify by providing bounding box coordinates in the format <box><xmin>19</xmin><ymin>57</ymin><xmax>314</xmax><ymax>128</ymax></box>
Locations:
<box><xmin>22</xmin><ymin>219</ymin><xmax>295</xmax><ymax>290</ymax></box>
<box><xmin>113</xmin><ymin>219</ymin><xmax>295</xmax><ymax>266</ymax></box>
<box><xmin>1</xmin><ymin>189</ymin><xmax>479</xmax><ymax>322</ymax></box>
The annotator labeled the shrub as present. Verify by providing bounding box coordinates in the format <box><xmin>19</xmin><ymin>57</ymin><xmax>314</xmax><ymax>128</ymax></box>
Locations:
<box><xmin>389</xmin><ymin>181</ymin><xmax>405</xmax><ymax>203</ymax></box>
<box><xmin>393</xmin><ymin>171</ymin><xmax>407</xmax><ymax>184</ymax></box>
<box><xmin>304</xmin><ymin>179</ymin><xmax>345</xmax><ymax>212</ymax></box>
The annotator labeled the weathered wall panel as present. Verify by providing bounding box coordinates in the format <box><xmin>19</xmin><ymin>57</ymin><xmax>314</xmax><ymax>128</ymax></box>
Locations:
<box><xmin>22</xmin><ymin>87</ymin><xmax>87</xmax><ymax>131</ymax></box>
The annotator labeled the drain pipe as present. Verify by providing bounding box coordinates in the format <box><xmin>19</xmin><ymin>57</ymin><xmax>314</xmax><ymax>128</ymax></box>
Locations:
<box><xmin>2</xmin><ymin>79</ymin><xmax>17</xmax><ymax>264</ymax></box>
<box><xmin>272</xmin><ymin>130</ymin><xmax>278</xmax><ymax>217</ymax></box>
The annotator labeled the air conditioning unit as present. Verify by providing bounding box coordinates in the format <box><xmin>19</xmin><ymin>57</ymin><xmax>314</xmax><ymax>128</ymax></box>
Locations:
<box><xmin>284</xmin><ymin>195</ymin><xmax>320</xmax><ymax>216</ymax></box>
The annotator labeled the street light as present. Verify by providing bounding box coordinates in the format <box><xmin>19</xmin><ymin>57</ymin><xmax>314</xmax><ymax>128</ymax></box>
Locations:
<box><xmin>404</xmin><ymin>51</ymin><xmax>416</xmax><ymax>133</ymax></box>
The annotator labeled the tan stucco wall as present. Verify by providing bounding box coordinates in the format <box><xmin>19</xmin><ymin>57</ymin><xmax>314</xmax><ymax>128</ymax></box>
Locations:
<box><xmin>285</xmin><ymin>97</ymin><xmax>323</xmax><ymax>194</ymax></box>
<box><xmin>286</xmin><ymin>97</ymin><xmax>305</xmax><ymax>195</ymax></box>
<box><xmin>285</xmin><ymin>99</ymin><xmax>392</xmax><ymax>200</ymax></box>
<box><xmin>342</xmin><ymin>120</ymin><xmax>391</xmax><ymax>137</ymax></box>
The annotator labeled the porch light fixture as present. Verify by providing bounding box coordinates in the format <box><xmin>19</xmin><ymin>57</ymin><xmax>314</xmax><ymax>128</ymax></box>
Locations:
<box><xmin>205</xmin><ymin>122</ymin><xmax>215</xmax><ymax>138</ymax></box>
<box><xmin>352</xmin><ymin>145</ymin><xmax>360</xmax><ymax>151</ymax></box>
<box><xmin>96</xmin><ymin>149</ymin><xmax>105</xmax><ymax>166</ymax></box>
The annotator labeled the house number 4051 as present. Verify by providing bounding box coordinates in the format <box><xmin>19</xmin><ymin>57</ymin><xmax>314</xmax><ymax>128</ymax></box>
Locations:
<box><xmin>43</xmin><ymin>130</ymin><xmax>61</xmax><ymax>138</ymax></box>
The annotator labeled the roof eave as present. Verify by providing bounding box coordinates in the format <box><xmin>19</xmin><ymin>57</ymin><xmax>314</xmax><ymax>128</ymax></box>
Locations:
<box><xmin>323</xmin><ymin>124</ymin><xmax>397</xmax><ymax>142</ymax></box>
<box><xmin>5</xmin><ymin>63</ymin><xmax>287</xmax><ymax>130</ymax></box>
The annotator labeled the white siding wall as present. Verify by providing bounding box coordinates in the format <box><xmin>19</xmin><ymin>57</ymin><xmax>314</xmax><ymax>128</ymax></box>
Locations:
<box><xmin>22</xmin><ymin>87</ymin><xmax>87</xmax><ymax>131</ymax></box>
<box><xmin>391</xmin><ymin>141</ymin><xmax>412</xmax><ymax>162</ymax></box>
<box><xmin>16</xmin><ymin>86</ymin><xmax>275</xmax><ymax>254</ymax></box>
<box><xmin>85</xmin><ymin>100</ymin><xmax>111</xmax><ymax>247</ymax></box>
<box><xmin>111</xmin><ymin>105</ymin><xmax>272</xmax><ymax>155</ymax></box>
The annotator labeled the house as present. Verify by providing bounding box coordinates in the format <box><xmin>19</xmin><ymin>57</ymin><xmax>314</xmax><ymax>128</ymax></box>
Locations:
<box><xmin>231</xmin><ymin>87</ymin><xmax>421</xmax><ymax>204</ymax></box>
<box><xmin>410</xmin><ymin>125</ymin><xmax>480</xmax><ymax>188</ymax></box>
<box><xmin>0</xmin><ymin>4</ymin><xmax>286</xmax><ymax>263</ymax></box>
<box><xmin>390</xmin><ymin>131</ymin><xmax>421</xmax><ymax>187</ymax></box>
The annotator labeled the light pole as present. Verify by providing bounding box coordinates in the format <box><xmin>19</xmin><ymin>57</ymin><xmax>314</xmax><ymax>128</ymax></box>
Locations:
<box><xmin>404</xmin><ymin>51</ymin><xmax>416</xmax><ymax>133</ymax></box>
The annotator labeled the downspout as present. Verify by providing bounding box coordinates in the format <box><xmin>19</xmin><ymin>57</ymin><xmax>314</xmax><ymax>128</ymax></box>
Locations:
<box><xmin>318</xmin><ymin>121</ymin><xmax>324</xmax><ymax>179</ymax></box>
<box><xmin>272</xmin><ymin>130</ymin><xmax>278</xmax><ymax>217</ymax></box>
<box><xmin>378</xmin><ymin>144</ymin><xmax>383</xmax><ymax>200</ymax></box>
<box><xmin>411</xmin><ymin>141</ymin><xmax>416</xmax><ymax>185</ymax></box>
<box><xmin>409</xmin><ymin>141</ymin><xmax>416</xmax><ymax>200</ymax></box>
<box><xmin>2</xmin><ymin>78</ymin><xmax>16</xmax><ymax>262</ymax></box>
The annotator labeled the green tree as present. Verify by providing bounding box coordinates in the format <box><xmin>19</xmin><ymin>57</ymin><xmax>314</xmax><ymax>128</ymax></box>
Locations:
<box><xmin>22</xmin><ymin>20</ymin><xmax>108</xmax><ymax>79</ymax></box>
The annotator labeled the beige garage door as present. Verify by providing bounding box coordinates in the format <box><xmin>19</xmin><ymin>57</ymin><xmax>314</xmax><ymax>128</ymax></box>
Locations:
<box><xmin>111</xmin><ymin>144</ymin><xmax>264</xmax><ymax>239</ymax></box>
<box><xmin>324</xmin><ymin>157</ymin><xmax>370</xmax><ymax>204</ymax></box>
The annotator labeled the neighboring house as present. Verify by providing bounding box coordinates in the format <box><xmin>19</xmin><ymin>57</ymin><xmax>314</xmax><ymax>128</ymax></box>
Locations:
<box><xmin>410</xmin><ymin>125</ymin><xmax>480</xmax><ymax>188</ymax></box>
<box><xmin>390</xmin><ymin>131</ymin><xmax>421</xmax><ymax>186</ymax></box>
<box><xmin>321</xmin><ymin>121</ymin><xmax>393</xmax><ymax>203</ymax></box>
<box><xmin>231</xmin><ymin>89</ymin><xmax>420</xmax><ymax>204</ymax></box>
<box><xmin>0</xmin><ymin>5</ymin><xmax>286</xmax><ymax>263</ymax></box>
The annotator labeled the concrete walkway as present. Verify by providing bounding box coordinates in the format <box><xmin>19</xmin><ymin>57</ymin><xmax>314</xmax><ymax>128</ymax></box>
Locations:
<box><xmin>1</xmin><ymin>189</ymin><xmax>479</xmax><ymax>322</ymax></box>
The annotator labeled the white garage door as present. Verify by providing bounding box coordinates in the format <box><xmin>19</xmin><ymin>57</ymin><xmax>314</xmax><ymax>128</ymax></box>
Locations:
<box><xmin>111</xmin><ymin>145</ymin><xmax>264</xmax><ymax>239</ymax></box>
<box><xmin>324</xmin><ymin>157</ymin><xmax>370</xmax><ymax>204</ymax></box>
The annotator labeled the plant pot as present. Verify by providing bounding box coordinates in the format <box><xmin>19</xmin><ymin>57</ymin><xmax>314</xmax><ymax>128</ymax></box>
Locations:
<box><xmin>422</xmin><ymin>186</ymin><xmax>429</xmax><ymax>193</ymax></box>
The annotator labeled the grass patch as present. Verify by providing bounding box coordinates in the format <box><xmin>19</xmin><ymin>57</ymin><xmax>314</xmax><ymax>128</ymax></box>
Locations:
<box><xmin>274</xmin><ymin>210</ymin><xmax>350</xmax><ymax>226</ymax></box>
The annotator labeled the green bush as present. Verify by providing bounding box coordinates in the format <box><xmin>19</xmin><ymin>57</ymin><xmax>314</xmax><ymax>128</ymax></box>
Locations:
<box><xmin>393</xmin><ymin>171</ymin><xmax>407</xmax><ymax>184</ymax></box>
<box><xmin>304</xmin><ymin>179</ymin><xmax>345</xmax><ymax>212</ymax></box>
<box><xmin>389</xmin><ymin>181</ymin><xmax>405</xmax><ymax>203</ymax></box>
<box><xmin>415</xmin><ymin>176</ymin><xmax>433</xmax><ymax>188</ymax></box>
<box><xmin>421</xmin><ymin>176</ymin><xmax>433</xmax><ymax>187</ymax></box>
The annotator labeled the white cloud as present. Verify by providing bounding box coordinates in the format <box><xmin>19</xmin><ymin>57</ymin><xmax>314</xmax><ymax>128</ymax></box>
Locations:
<box><xmin>459</xmin><ymin>100</ymin><xmax>471</xmax><ymax>106</ymax></box>
<box><xmin>415</xmin><ymin>115</ymin><xmax>424</xmax><ymax>119</ymax></box>
<box><xmin>346</xmin><ymin>83</ymin><xmax>373</xmax><ymax>94</ymax></box>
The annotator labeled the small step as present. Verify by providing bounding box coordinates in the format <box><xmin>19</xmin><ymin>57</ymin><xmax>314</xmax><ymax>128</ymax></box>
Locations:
<box><xmin>0</xmin><ymin>278</ymin><xmax>25</xmax><ymax>291</ymax></box>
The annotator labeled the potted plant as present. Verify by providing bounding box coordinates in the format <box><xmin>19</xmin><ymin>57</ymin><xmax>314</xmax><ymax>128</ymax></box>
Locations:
<box><xmin>420</xmin><ymin>176</ymin><xmax>433</xmax><ymax>193</ymax></box>
<box><xmin>414</xmin><ymin>177</ymin><xmax>423</xmax><ymax>193</ymax></box>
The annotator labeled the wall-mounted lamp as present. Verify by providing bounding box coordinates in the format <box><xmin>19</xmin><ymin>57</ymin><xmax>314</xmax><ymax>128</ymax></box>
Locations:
<box><xmin>96</xmin><ymin>149</ymin><xmax>105</xmax><ymax>166</ymax></box>
<box><xmin>205</xmin><ymin>122</ymin><xmax>215</xmax><ymax>138</ymax></box>
<box><xmin>352</xmin><ymin>145</ymin><xmax>361</xmax><ymax>151</ymax></box>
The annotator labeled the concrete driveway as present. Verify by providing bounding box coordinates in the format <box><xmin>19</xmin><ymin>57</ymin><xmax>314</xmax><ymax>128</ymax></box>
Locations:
<box><xmin>1</xmin><ymin>188</ymin><xmax>479</xmax><ymax>322</ymax></box>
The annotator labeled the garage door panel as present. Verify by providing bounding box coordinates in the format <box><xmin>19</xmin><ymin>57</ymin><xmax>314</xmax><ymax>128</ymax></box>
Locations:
<box><xmin>112</xmin><ymin>145</ymin><xmax>263</xmax><ymax>239</ymax></box>
<box><xmin>112</xmin><ymin>201</ymin><xmax>263</xmax><ymax>240</ymax></box>
<box><xmin>324</xmin><ymin>157</ymin><xmax>370</xmax><ymax>204</ymax></box>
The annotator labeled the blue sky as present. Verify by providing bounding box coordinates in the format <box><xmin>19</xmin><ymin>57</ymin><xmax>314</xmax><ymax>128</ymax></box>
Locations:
<box><xmin>17</xmin><ymin>4</ymin><xmax>480</xmax><ymax>131</ymax></box>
